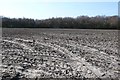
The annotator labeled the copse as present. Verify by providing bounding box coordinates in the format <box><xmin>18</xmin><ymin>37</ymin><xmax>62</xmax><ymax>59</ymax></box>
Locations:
<box><xmin>2</xmin><ymin>15</ymin><xmax>118</xmax><ymax>29</ymax></box>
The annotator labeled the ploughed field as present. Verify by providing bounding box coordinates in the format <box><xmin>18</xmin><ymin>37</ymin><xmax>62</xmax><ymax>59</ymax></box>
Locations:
<box><xmin>1</xmin><ymin>28</ymin><xmax>119</xmax><ymax>79</ymax></box>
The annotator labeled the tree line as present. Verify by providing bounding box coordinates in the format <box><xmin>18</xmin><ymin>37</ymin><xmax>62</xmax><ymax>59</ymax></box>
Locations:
<box><xmin>2</xmin><ymin>15</ymin><xmax>118</xmax><ymax>29</ymax></box>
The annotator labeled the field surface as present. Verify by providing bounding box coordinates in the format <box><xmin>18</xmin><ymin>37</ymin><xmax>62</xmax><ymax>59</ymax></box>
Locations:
<box><xmin>1</xmin><ymin>28</ymin><xmax>119</xmax><ymax>79</ymax></box>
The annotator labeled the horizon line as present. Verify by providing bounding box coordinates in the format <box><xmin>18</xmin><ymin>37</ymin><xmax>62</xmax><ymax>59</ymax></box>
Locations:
<box><xmin>1</xmin><ymin>15</ymin><xmax>118</xmax><ymax>20</ymax></box>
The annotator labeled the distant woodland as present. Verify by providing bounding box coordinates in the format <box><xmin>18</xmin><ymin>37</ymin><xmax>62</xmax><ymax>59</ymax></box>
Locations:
<box><xmin>2</xmin><ymin>15</ymin><xmax>118</xmax><ymax>29</ymax></box>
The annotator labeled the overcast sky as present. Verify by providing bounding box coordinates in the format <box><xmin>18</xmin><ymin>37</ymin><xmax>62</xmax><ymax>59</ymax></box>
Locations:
<box><xmin>0</xmin><ymin>0</ymin><xmax>119</xmax><ymax>19</ymax></box>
